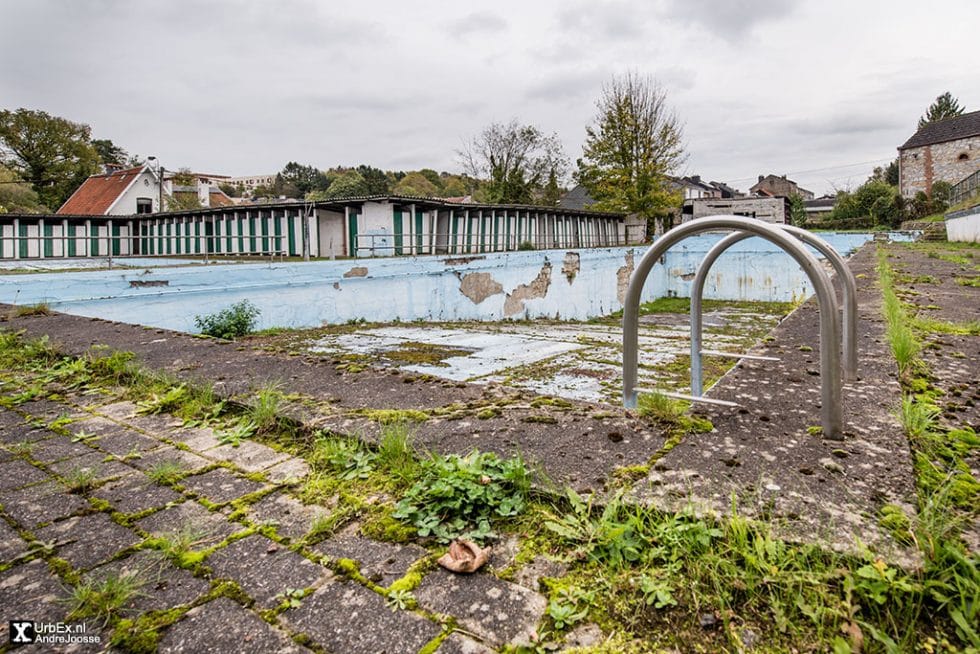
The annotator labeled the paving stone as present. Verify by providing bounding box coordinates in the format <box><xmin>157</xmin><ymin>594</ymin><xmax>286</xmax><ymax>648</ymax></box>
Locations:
<box><xmin>561</xmin><ymin>623</ymin><xmax>605</xmax><ymax>650</ymax></box>
<box><xmin>89</xmin><ymin>550</ymin><xmax>210</xmax><ymax>613</ymax></box>
<box><xmin>136</xmin><ymin>500</ymin><xmax>243</xmax><ymax>547</ymax></box>
<box><xmin>315</xmin><ymin>536</ymin><xmax>428</xmax><ymax>587</ymax></box>
<box><xmin>246</xmin><ymin>493</ymin><xmax>330</xmax><ymax>541</ymax></box>
<box><xmin>169</xmin><ymin>426</ymin><xmax>223</xmax><ymax>452</ymax></box>
<box><xmin>126</xmin><ymin>412</ymin><xmax>184</xmax><ymax>434</ymax></box>
<box><xmin>16</xmin><ymin>398</ymin><xmax>72</xmax><ymax>421</ymax></box>
<box><xmin>0</xmin><ymin>424</ymin><xmax>51</xmax><ymax>445</ymax></box>
<box><xmin>158</xmin><ymin>597</ymin><xmax>308</xmax><ymax>654</ymax></box>
<box><xmin>512</xmin><ymin>555</ymin><xmax>568</xmax><ymax>592</ymax></box>
<box><xmin>416</xmin><ymin>569</ymin><xmax>546</xmax><ymax>648</ymax></box>
<box><xmin>0</xmin><ymin>559</ymin><xmax>68</xmax><ymax>642</ymax></box>
<box><xmin>48</xmin><ymin>450</ymin><xmax>136</xmax><ymax>481</ymax></box>
<box><xmin>205</xmin><ymin>534</ymin><xmax>327</xmax><ymax>608</ymax></box>
<box><xmin>28</xmin><ymin>437</ymin><xmax>99</xmax><ymax>464</ymax></box>
<box><xmin>282</xmin><ymin>579</ymin><xmax>441</xmax><ymax>654</ymax></box>
<box><xmin>0</xmin><ymin>458</ymin><xmax>51</xmax><ymax>490</ymax></box>
<box><xmin>203</xmin><ymin>440</ymin><xmax>291</xmax><ymax>473</ymax></box>
<box><xmin>66</xmin><ymin>415</ymin><xmax>131</xmax><ymax>438</ymax></box>
<box><xmin>128</xmin><ymin>444</ymin><xmax>212</xmax><ymax>473</ymax></box>
<box><xmin>437</xmin><ymin>633</ymin><xmax>497</xmax><ymax>654</ymax></box>
<box><xmin>92</xmin><ymin>474</ymin><xmax>183</xmax><ymax>515</ymax></box>
<box><xmin>0</xmin><ymin>407</ymin><xmax>25</xmax><ymax>431</ymax></box>
<box><xmin>94</xmin><ymin>400</ymin><xmax>139</xmax><ymax>421</ymax></box>
<box><xmin>93</xmin><ymin>428</ymin><xmax>165</xmax><ymax>457</ymax></box>
<box><xmin>35</xmin><ymin>512</ymin><xmax>142</xmax><ymax>571</ymax></box>
<box><xmin>0</xmin><ymin>518</ymin><xmax>30</xmax><ymax>563</ymax></box>
<box><xmin>181</xmin><ymin>468</ymin><xmax>265</xmax><ymax>504</ymax></box>
<box><xmin>0</xmin><ymin>481</ymin><xmax>89</xmax><ymax>528</ymax></box>
<box><xmin>263</xmin><ymin>457</ymin><xmax>311</xmax><ymax>484</ymax></box>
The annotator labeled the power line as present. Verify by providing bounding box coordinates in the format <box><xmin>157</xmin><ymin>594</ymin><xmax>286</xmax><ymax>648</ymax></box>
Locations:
<box><xmin>724</xmin><ymin>157</ymin><xmax>895</xmax><ymax>185</ymax></box>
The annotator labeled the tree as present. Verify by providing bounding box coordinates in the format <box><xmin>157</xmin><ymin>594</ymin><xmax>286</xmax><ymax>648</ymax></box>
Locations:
<box><xmin>91</xmin><ymin>138</ymin><xmax>128</xmax><ymax>166</ymax></box>
<box><xmin>575</xmin><ymin>73</ymin><xmax>686</xmax><ymax>234</ymax></box>
<box><xmin>830</xmin><ymin>179</ymin><xmax>905</xmax><ymax>228</ymax></box>
<box><xmin>0</xmin><ymin>108</ymin><xmax>101</xmax><ymax>209</ymax></box>
<box><xmin>392</xmin><ymin>171</ymin><xmax>440</xmax><ymax>197</ymax></box>
<box><xmin>325</xmin><ymin>170</ymin><xmax>368</xmax><ymax>198</ymax></box>
<box><xmin>0</xmin><ymin>163</ymin><xmax>44</xmax><ymax>213</ymax></box>
<box><xmin>918</xmin><ymin>92</ymin><xmax>965</xmax><ymax>128</ymax></box>
<box><xmin>459</xmin><ymin>119</ymin><xmax>567</xmax><ymax>204</ymax></box>
<box><xmin>788</xmin><ymin>193</ymin><xmax>807</xmax><ymax>227</ymax></box>
<box><xmin>870</xmin><ymin>159</ymin><xmax>900</xmax><ymax>187</ymax></box>
<box><xmin>356</xmin><ymin>165</ymin><xmax>390</xmax><ymax>195</ymax></box>
<box><xmin>279</xmin><ymin>162</ymin><xmax>328</xmax><ymax>197</ymax></box>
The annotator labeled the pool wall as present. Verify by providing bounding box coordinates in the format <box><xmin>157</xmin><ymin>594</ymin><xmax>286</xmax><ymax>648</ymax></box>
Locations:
<box><xmin>0</xmin><ymin>232</ymin><xmax>914</xmax><ymax>332</ymax></box>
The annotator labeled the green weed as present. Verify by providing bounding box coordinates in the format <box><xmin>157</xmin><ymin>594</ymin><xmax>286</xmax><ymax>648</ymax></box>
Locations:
<box><xmin>67</xmin><ymin>571</ymin><xmax>144</xmax><ymax>625</ymax></box>
<box><xmin>194</xmin><ymin>300</ymin><xmax>260</xmax><ymax>339</ymax></box>
<box><xmin>392</xmin><ymin>450</ymin><xmax>530</xmax><ymax>543</ymax></box>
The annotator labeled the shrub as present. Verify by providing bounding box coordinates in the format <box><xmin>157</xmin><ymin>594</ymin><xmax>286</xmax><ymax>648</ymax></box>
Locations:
<box><xmin>194</xmin><ymin>300</ymin><xmax>260</xmax><ymax>339</ymax></box>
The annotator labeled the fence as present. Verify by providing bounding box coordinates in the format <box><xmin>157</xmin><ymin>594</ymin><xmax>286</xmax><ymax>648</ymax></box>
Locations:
<box><xmin>353</xmin><ymin>228</ymin><xmax>625</xmax><ymax>257</ymax></box>
<box><xmin>950</xmin><ymin>170</ymin><xmax>980</xmax><ymax>206</ymax></box>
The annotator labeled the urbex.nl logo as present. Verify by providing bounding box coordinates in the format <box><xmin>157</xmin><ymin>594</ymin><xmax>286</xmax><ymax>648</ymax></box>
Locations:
<box><xmin>9</xmin><ymin>621</ymin><xmax>35</xmax><ymax>644</ymax></box>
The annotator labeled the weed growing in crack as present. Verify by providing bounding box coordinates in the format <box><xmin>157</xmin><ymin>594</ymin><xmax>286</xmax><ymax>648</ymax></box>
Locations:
<box><xmin>146</xmin><ymin>461</ymin><xmax>185</xmax><ymax>485</ymax></box>
<box><xmin>312</xmin><ymin>436</ymin><xmax>376</xmax><ymax>481</ymax></box>
<box><xmin>250</xmin><ymin>383</ymin><xmax>282</xmax><ymax>432</ymax></box>
<box><xmin>392</xmin><ymin>450</ymin><xmax>530</xmax><ymax>543</ymax></box>
<box><xmin>67</xmin><ymin>571</ymin><xmax>144</xmax><ymax>625</ymax></box>
<box><xmin>376</xmin><ymin>422</ymin><xmax>419</xmax><ymax>483</ymax></box>
<box><xmin>63</xmin><ymin>467</ymin><xmax>98</xmax><ymax>493</ymax></box>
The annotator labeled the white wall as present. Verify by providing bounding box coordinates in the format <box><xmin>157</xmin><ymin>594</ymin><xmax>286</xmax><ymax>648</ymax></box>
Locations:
<box><xmin>946</xmin><ymin>211</ymin><xmax>980</xmax><ymax>242</ymax></box>
<box><xmin>317</xmin><ymin>209</ymin><xmax>345</xmax><ymax>257</ymax></box>
<box><xmin>108</xmin><ymin>169</ymin><xmax>160</xmax><ymax>215</ymax></box>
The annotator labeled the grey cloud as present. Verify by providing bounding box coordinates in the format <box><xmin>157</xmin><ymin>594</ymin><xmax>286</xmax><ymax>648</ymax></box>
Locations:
<box><xmin>661</xmin><ymin>0</ymin><xmax>802</xmax><ymax>40</ymax></box>
<box><xmin>556</xmin><ymin>1</ymin><xmax>648</xmax><ymax>39</ymax></box>
<box><xmin>449</xmin><ymin>12</ymin><xmax>508</xmax><ymax>35</ymax></box>
<box><xmin>789</xmin><ymin>114</ymin><xmax>904</xmax><ymax>137</ymax></box>
<box><xmin>525</xmin><ymin>69</ymin><xmax>611</xmax><ymax>103</ymax></box>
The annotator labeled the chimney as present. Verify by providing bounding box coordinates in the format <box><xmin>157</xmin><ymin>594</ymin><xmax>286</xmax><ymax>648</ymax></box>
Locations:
<box><xmin>104</xmin><ymin>163</ymin><xmax>123</xmax><ymax>175</ymax></box>
<box><xmin>692</xmin><ymin>175</ymin><xmax>701</xmax><ymax>183</ymax></box>
<box><xmin>758</xmin><ymin>175</ymin><xmax>764</xmax><ymax>182</ymax></box>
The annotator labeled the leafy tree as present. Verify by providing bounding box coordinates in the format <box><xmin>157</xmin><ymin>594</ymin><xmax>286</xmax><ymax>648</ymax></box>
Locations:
<box><xmin>918</xmin><ymin>92</ymin><xmax>965</xmax><ymax>128</ymax></box>
<box><xmin>459</xmin><ymin>119</ymin><xmax>567</xmax><ymax>204</ymax></box>
<box><xmin>218</xmin><ymin>182</ymin><xmax>242</xmax><ymax>198</ymax></box>
<box><xmin>356</xmin><ymin>165</ymin><xmax>390</xmax><ymax>195</ymax></box>
<box><xmin>419</xmin><ymin>168</ymin><xmax>442</xmax><ymax>189</ymax></box>
<box><xmin>830</xmin><ymin>180</ymin><xmax>904</xmax><ymax>228</ymax></box>
<box><xmin>392</xmin><ymin>171</ymin><xmax>439</xmax><ymax>197</ymax></box>
<box><xmin>575</xmin><ymin>73</ymin><xmax>686</xmax><ymax>234</ymax></box>
<box><xmin>325</xmin><ymin>169</ymin><xmax>368</xmax><ymax>198</ymax></box>
<box><xmin>870</xmin><ymin>159</ymin><xmax>899</xmax><ymax>187</ymax></box>
<box><xmin>279</xmin><ymin>162</ymin><xmax>328</xmax><ymax>197</ymax></box>
<box><xmin>439</xmin><ymin>174</ymin><xmax>471</xmax><ymax>198</ymax></box>
<box><xmin>91</xmin><ymin>139</ymin><xmax>128</xmax><ymax>166</ymax></box>
<box><xmin>0</xmin><ymin>108</ymin><xmax>101</xmax><ymax>209</ymax></box>
<box><xmin>0</xmin><ymin>163</ymin><xmax>44</xmax><ymax>213</ymax></box>
<box><xmin>788</xmin><ymin>193</ymin><xmax>807</xmax><ymax>227</ymax></box>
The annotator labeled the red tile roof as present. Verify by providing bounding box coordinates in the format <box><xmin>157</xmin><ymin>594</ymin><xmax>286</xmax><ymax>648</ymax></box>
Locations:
<box><xmin>57</xmin><ymin>166</ymin><xmax>148</xmax><ymax>215</ymax></box>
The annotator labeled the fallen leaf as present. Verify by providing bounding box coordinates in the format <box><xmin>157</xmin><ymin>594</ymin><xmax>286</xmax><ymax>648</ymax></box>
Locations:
<box><xmin>437</xmin><ymin>539</ymin><xmax>491</xmax><ymax>573</ymax></box>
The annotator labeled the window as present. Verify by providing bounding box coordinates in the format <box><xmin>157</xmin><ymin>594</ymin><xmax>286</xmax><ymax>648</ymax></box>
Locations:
<box><xmin>136</xmin><ymin>198</ymin><xmax>153</xmax><ymax>214</ymax></box>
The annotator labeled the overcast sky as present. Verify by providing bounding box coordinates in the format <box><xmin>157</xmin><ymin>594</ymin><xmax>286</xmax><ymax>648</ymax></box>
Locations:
<box><xmin>2</xmin><ymin>0</ymin><xmax>978</xmax><ymax>196</ymax></box>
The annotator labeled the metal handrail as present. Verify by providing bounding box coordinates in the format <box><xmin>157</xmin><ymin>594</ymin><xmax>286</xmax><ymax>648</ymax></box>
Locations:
<box><xmin>689</xmin><ymin>226</ymin><xmax>858</xmax><ymax>398</ymax></box>
<box><xmin>622</xmin><ymin>216</ymin><xmax>843</xmax><ymax>439</ymax></box>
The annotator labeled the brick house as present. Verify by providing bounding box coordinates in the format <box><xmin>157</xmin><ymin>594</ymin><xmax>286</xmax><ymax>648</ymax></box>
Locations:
<box><xmin>749</xmin><ymin>174</ymin><xmax>814</xmax><ymax>200</ymax></box>
<box><xmin>898</xmin><ymin>110</ymin><xmax>980</xmax><ymax>198</ymax></box>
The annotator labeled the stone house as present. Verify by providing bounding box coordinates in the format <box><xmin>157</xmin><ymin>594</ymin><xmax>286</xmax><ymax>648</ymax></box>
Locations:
<box><xmin>688</xmin><ymin>196</ymin><xmax>788</xmax><ymax>224</ymax></box>
<box><xmin>898</xmin><ymin>110</ymin><xmax>980</xmax><ymax>198</ymax></box>
<box><xmin>749</xmin><ymin>174</ymin><xmax>814</xmax><ymax>200</ymax></box>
